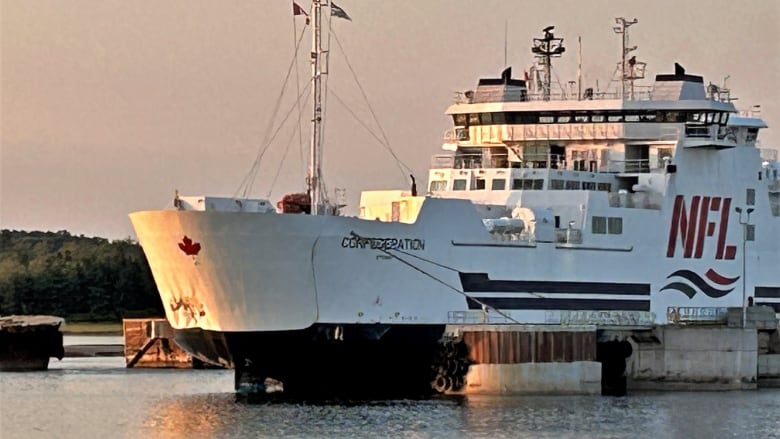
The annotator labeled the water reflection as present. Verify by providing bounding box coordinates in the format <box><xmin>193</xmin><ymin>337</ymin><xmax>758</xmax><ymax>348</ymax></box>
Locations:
<box><xmin>3</xmin><ymin>358</ymin><xmax>779</xmax><ymax>439</ymax></box>
<box><xmin>139</xmin><ymin>391</ymin><xmax>780</xmax><ymax>439</ymax></box>
<box><xmin>142</xmin><ymin>394</ymin><xmax>468</xmax><ymax>438</ymax></box>
<box><xmin>143</xmin><ymin>394</ymin><xmax>234</xmax><ymax>439</ymax></box>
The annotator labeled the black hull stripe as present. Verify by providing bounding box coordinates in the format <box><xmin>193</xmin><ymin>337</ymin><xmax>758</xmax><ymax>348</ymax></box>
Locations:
<box><xmin>755</xmin><ymin>287</ymin><xmax>780</xmax><ymax>298</ymax></box>
<box><xmin>467</xmin><ymin>297</ymin><xmax>650</xmax><ymax>311</ymax></box>
<box><xmin>755</xmin><ymin>302</ymin><xmax>780</xmax><ymax>312</ymax></box>
<box><xmin>460</xmin><ymin>272</ymin><xmax>650</xmax><ymax>296</ymax></box>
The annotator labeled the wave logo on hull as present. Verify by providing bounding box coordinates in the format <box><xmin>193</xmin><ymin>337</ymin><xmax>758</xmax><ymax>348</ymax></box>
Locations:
<box><xmin>178</xmin><ymin>235</ymin><xmax>201</xmax><ymax>256</ymax></box>
<box><xmin>660</xmin><ymin>269</ymin><xmax>739</xmax><ymax>299</ymax></box>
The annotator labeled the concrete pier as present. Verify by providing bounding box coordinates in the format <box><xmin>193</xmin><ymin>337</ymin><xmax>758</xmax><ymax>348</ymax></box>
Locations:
<box><xmin>758</xmin><ymin>354</ymin><xmax>780</xmax><ymax>387</ymax></box>
<box><xmin>464</xmin><ymin>362</ymin><xmax>601</xmax><ymax>395</ymax></box>
<box><xmin>756</xmin><ymin>308</ymin><xmax>780</xmax><ymax>388</ymax></box>
<box><xmin>627</xmin><ymin>326</ymin><xmax>758</xmax><ymax>390</ymax></box>
<box><xmin>446</xmin><ymin>306</ymin><xmax>778</xmax><ymax>395</ymax></box>
<box><xmin>622</xmin><ymin>306</ymin><xmax>778</xmax><ymax>391</ymax></box>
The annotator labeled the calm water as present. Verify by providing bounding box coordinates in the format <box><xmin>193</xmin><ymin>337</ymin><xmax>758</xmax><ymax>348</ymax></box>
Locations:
<box><xmin>1</xmin><ymin>353</ymin><xmax>779</xmax><ymax>438</ymax></box>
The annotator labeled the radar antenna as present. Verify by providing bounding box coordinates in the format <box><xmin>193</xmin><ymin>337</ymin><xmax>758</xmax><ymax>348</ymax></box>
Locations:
<box><xmin>531</xmin><ymin>26</ymin><xmax>566</xmax><ymax>101</ymax></box>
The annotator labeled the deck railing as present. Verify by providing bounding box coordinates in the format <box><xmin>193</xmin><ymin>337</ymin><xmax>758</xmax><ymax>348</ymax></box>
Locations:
<box><xmin>453</xmin><ymin>86</ymin><xmax>655</xmax><ymax>104</ymax></box>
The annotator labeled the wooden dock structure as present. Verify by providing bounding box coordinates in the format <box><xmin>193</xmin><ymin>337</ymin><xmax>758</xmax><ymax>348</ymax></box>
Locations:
<box><xmin>123</xmin><ymin>318</ymin><xmax>200</xmax><ymax>368</ymax></box>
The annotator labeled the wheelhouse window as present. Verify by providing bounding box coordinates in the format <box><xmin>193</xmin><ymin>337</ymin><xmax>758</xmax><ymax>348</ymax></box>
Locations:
<box><xmin>688</xmin><ymin>112</ymin><xmax>704</xmax><ymax>123</ymax></box>
<box><xmin>663</xmin><ymin>111</ymin><xmax>685</xmax><ymax>123</ymax></box>
<box><xmin>452</xmin><ymin>179</ymin><xmax>467</xmax><ymax>191</ymax></box>
<box><xmin>474</xmin><ymin>178</ymin><xmax>486</xmax><ymax>190</ymax></box>
<box><xmin>638</xmin><ymin>112</ymin><xmax>656</xmax><ymax>122</ymax></box>
<box><xmin>592</xmin><ymin>216</ymin><xmax>623</xmax><ymax>234</ymax></box>
<box><xmin>510</xmin><ymin>178</ymin><xmax>544</xmax><ymax>190</ymax></box>
<box><xmin>608</xmin><ymin>217</ymin><xmax>623</xmax><ymax>234</ymax></box>
<box><xmin>491</xmin><ymin>179</ymin><xmax>506</xmax><ymax>190</ymax></box>
<box><xmin>459</xmin><ymin>110</ymin><xmax>729</xmax><ymax>126</ymax></box>
<box><xmin>429</xmin><ymin>180</ymin><xmax>447</xmax><ymax>192</ymax></box>
<box><xmin>592</xmin><ymin>216</ymin><xmax>607</xmax><ymax>234</ymax></box>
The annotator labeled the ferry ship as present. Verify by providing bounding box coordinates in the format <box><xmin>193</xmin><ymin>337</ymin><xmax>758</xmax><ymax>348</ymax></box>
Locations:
<box><xmin>129</xmin><ymin>5</ymin><xmax>778</xmax><ymax>396</ymax></box>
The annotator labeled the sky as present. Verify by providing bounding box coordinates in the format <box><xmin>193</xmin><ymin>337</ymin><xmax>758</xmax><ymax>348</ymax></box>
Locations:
<box><xmin>2</xmin><ymin>0</ymin><xmax>778</xmax><ymax>240</ymax></box>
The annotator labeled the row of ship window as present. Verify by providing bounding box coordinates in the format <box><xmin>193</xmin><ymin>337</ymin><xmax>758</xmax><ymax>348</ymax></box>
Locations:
<box><xmin>452</xmin><ymin>110</ymin><xmax>730</xmax><ymax>126</ymax></box>
<box><xmin>429</xmin><ymin>178</ymin><xmax>612</xmax><ymax>192</ymax></box>
<box><xmin>592</xmin><ymin>216</ymin><xmax>623</xmax><ymax>235</ymax></box>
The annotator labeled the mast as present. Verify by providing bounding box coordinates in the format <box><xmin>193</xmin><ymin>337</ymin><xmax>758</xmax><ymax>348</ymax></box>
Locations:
<box><xmin>503</xmin><ymin>19</ymin><xmax>508</xmax><ymax>68</ymax></box>
<box><xmin>308</xmin><ymin>0</ymin><xmax>323</xmax><ymax>215</ymax></box>
<box><xmin>613</xmin><ymin>17</ymin><xmax>637</xmax><ymax>100</ymax></box>
<box><xmin>531</xmin><ymin>26</ymin><xmax>565</xmax><ymax>101</ymax></box>
<box><xmin>577</xmin><ymin>36</ymin><xmax>582</xmax><ymax>100</ymax></box>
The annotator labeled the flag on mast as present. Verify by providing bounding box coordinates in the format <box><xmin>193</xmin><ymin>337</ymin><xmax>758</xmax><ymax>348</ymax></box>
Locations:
<box><xmin>292</xmin><ymin>2</ymin><xmax>308</xmax><ymax>17</ymax></box>
<box><xmin>330</xmin><ymin>2</ymin><xmax>351</xmax><ymax>20</ymax></box>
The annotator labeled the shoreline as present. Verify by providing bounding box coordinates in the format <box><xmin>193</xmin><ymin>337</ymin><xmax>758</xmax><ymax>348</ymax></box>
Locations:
<box><xmin>64</xmin><ymin>344</ymin><xmax>124</xmax><ymax>357</ymax></box>
<box><xmin>60</xmin><ymin>321</ymin><xmax>124</xmax><ymax>336</ymax></box>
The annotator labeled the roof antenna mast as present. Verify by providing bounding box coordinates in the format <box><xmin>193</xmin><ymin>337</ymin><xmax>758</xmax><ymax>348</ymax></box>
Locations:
<box><xmin>613</xmin><ymin>17</ymin><xmax>642</xmax><ymax>100</ymax></box>
<box><xmin>504</xmin><ymin>19</ymin><xmax>508</xmax><ymax>68</ymax></box>
<box><xmin>577</xmin><ymin>36</ymin><xmax>582</xmax><ymax>100</ymax></box>
<box><xmin>531</xmin><ymin>26</ymin><xmax>566</xmax><ymax>101</ymax></box>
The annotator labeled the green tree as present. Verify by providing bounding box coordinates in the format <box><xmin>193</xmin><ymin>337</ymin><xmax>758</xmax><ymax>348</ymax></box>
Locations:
<box><xmin>0</xmin><ymin>229</ymin><xmax>163</xmax><ymax>321</ymax></box>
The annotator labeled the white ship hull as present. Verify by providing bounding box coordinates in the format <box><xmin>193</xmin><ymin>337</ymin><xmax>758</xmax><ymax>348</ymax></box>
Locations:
<box><xmin>131</xmin><ymin>184</ymin><xmax>777</xmax><ymax>336</ymax></box>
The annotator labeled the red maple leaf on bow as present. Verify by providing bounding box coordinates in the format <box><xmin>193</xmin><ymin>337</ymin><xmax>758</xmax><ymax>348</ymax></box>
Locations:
<box><xmin>178</xmin><ymin>235</ymin><xmax>201</xmax><ymax>256</ymax></box>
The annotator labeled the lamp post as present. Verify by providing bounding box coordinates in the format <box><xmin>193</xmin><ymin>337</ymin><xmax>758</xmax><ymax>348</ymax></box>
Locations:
<box><xmin>734</xmin><ymin>206</ymin><xmax>754</xmax><ymax>328</ymax></box>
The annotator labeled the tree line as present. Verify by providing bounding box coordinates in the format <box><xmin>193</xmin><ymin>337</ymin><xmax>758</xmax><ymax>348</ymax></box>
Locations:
<box><xmin>0</xmin><ymin>229</ymin><xmax>163</xmax><ymax>321</ymax></box>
